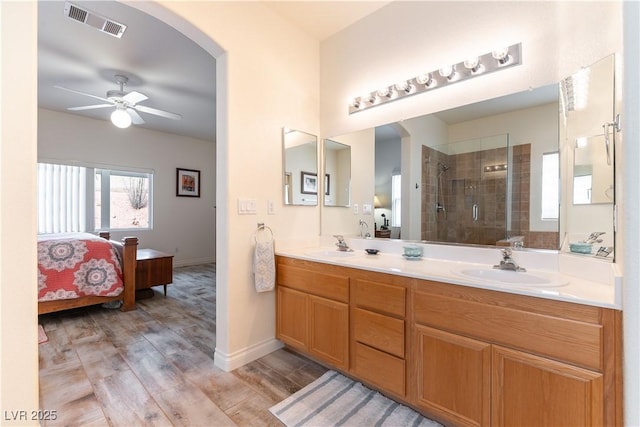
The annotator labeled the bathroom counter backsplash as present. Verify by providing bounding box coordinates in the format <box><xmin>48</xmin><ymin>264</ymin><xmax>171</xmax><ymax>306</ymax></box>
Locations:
<box><xmin>275</xmin><ymin>237</ymin><xmax>622</xmax><ymax>310</ymax></box>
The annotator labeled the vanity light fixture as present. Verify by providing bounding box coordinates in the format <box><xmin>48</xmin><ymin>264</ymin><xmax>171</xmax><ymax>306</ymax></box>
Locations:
<box><xmin>483</xmin><ymin>164</ymin><xmax>508</xmax><ymax>172</ymax></box>
<box><xmin>349</xmin><ymin>43</ymin><xmax>522</xmax><ymax>114</ymax></box>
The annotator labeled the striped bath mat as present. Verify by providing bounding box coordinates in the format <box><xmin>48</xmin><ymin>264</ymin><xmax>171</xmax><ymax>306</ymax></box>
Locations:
<box><xmin>270</xmin><ymin>370</ymin><xmax>442</xmax><ymax>426</ymax></box>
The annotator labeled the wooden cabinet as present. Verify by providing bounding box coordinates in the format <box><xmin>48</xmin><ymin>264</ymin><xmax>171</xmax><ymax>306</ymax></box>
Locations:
<box><xmin>276</xmin><ymin>259</ymin><xmax>349</xmax><ymax>370</ymax></box>
<box><xmin>414</xmin><ymin>325</ymin><xmax>490</xmax><ymax>427</ymax></box>
<box><xmin>275</xmin><ymin>257</ymin><xmax>622</xmax><ymax>427</ymax></box>
<box><xmin>492</xmin><ymin>345</ymin><xmax>603</xmax><ymax>426</ymax></box>
<box><xmin>411</xmin><ymin>279</ymin><xmax>621</xmax><ymax>427</ymax></box>
<box><xmin>136</xmin><ymin>249</ymin><xmax>173</xmax><ymax>295</ymax></box>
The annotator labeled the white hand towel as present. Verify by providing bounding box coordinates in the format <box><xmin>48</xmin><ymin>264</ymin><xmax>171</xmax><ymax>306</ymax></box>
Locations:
<box><xmin>254</xmin><ymin>240</ymin><xmax>275</xmax><ymax>292</ymax></box>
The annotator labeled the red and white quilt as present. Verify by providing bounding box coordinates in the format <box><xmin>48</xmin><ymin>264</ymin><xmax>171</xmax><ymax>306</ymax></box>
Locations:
<box><xmin>37</xmin><ymin>233</ymin><xmax>124</xmax><ymax>302</ymax></box>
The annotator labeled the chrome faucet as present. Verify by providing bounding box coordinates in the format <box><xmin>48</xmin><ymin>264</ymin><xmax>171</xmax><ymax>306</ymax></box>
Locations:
<box><xmin>359</xmin><ymin>219</ymin><xmax>371</xmax><ymax>239</ymax></box>
<box><xmin>493</xmin><ymin>248</ymin><xmax>526</xmax><ymax>272</ymax></box>
<box><xmin>333</xmin><ymin>235</ymin><xmax>353</xmax><ymax>252</ymax></box>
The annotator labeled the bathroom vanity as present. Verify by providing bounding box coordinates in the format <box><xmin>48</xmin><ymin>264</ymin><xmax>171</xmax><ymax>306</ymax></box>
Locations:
<box><xmin>275</xmin><ymin>247</ymin><xmax>622</xmax><ymax>426</ymax></box>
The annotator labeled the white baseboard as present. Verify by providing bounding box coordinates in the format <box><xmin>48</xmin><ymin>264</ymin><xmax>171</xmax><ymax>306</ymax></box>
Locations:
<box><xmin>214</xmin><ymin>338</ymin><xmax>283</xmax><ymax>372</ymax></box>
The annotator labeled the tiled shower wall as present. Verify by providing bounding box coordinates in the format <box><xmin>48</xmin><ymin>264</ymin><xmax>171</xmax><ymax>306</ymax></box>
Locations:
<box><xmin>421</xmin><ymin>144</ymin><xmax>559</xmax><ymax>249</ymax></box>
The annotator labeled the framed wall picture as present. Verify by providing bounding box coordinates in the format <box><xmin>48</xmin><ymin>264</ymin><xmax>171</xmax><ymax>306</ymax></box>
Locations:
<box><xmin>301</xmin><ymin>171</ymin><xmax>318</xmax><ymax>194</ymax></box>
<box><xmin>176</xmin><ymin>168</ymin><xmax>201</xmax><ymax>197</ymax></box>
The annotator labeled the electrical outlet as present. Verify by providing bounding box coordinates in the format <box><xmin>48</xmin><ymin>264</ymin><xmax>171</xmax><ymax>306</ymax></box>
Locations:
<box><xmin>353</xmin><ymin>203</ymin><xmax>359</xmax><ymax>214</ymax></box>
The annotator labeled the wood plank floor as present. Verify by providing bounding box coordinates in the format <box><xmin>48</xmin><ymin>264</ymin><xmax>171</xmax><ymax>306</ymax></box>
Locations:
<box><xmin>38</xmin><ymin>264</ymin><xmax>327</xmax><ymax>426</ymax></box>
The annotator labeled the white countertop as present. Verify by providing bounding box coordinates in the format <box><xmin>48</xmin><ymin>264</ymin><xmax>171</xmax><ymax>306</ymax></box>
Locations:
<box><xmin>275</xmin><ymin>238</ymin><xmax>621</xmax><ymax>310</ymax></box>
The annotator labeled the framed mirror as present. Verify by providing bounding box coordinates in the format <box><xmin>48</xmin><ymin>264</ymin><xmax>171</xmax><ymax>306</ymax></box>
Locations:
<box><xmin>323</xmin><ymin>139</ymin><xmax>351</xmax><ymax>207</ymax></box>
<box><xmin>283</xmin><ymin>128</ymin><xmax>318</xmax><ymax>206</ymax></box>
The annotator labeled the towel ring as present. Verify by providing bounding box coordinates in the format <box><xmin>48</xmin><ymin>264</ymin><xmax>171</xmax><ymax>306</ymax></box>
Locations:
<box><xmin>254</xmin><ymin>223</ymin><xmax>274</xmax><ymax>243</ymax></box>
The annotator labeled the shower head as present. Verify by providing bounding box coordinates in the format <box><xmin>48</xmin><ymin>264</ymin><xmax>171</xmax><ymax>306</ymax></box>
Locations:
<box><xmin>438</xmin><ymin>162</ymin><xmax>450</xmax><ymax>172</ymax></box>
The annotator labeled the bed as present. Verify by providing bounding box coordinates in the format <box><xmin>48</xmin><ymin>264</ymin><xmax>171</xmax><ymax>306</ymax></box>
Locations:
<box><xmin>37</xmin><ymin>232</ymin><xmax>138</xmax><ymax>315</ymax></box>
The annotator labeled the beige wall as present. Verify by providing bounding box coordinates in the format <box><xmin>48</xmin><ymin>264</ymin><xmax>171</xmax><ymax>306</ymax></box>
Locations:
<box><xmin>1</xmin><ymin>1</ymin><xmax>39</xmax><ymax>424</ymax></box>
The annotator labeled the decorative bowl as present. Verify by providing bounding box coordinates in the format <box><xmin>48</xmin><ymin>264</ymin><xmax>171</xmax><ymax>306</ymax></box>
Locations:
<box><xmin>365</xmin><ymin>249</ymin><xmax>379</xmax><ymax>255</ymax></box>
<box><xmin>569</xmin><ymin>242</ymin><xmax>593</xmax><ymax>254</ymax></box>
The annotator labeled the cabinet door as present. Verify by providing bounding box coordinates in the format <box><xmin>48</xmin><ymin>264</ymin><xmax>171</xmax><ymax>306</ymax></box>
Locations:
<box><xmin>309</xmin><ymin>295</ymin><xmax>349</xmax><ymax>370</ymax></box>
<box><xmin>492</xmin><ymin>345</ymin><xmax>604</xmax><ymax>427</ymax></box>
<box><xmin>276</xmin><ymin>286</ymin><xmax>308</xmax><ymax>351</ymax></box>
<box><xmin>414</xmin><ymin>325</ymin><xmax>491</xmax><ymax>427</ymax></box>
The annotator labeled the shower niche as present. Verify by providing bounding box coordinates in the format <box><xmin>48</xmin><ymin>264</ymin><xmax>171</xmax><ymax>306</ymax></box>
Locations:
<box><xmin>421</xmin><ymin>134</ymin><xmax>551</xmax><ymax>248</ymax></box>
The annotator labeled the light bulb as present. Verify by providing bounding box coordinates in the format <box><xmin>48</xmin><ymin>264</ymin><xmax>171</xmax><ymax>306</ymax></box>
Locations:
<box><xmin>377</xmin><ymin>87</ymin><xmax>391</xmax><ymax>98</ymax></box>
<box><xmin>111</xmin><ymin>108</ymin><xmax>132</xmax><ymax>128</ymax></box>
<box><xmin>438</xmin><ymin>65</ymin><xmax>455</xmax><ymax>80</ymax></box>
<box><xmin>416</xmin><ymin>73</ymin><xmax>434</xmax><ymax>87</ymax></box>
<box><xmin>394</xmin><ymin>80</ymin><xmax>411</xmax><ymax>94</ymax></box>
<box><xmin>492</xmin><ymin>47</ymin><xmax>510</xmax><ymax>64</ymax></box>
<box><xmin>463</xmin><ymin>57</ymin><xmax>481</xmax><ymax>73</ymax></box>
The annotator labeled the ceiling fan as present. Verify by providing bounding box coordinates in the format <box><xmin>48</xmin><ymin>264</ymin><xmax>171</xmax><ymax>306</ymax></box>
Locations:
<box><xmin>55</xmin><ymin>75</ymin><xmax>182</xmax><ymax>128</ymax></box>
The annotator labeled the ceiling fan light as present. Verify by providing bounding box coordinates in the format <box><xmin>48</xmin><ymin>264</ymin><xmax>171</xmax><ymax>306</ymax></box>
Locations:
<box><xmin>111</xmin><ymin>108</ymin><xmax>132</xmax><ymax>128</ymax></box>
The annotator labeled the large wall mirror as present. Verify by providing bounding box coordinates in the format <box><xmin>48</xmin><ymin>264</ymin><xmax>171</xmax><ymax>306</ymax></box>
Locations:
<box><xmin>323</xmin><ymin>139</ymin><xmax>351</xmax><ymax>207</ymax></box>
<box><xmin>283</xmin><ymin>128</ymin><xmax>318</xmax><ymax>206</ymax></box>
<box><xmin>323</xmin><ymin>54</ymin><xmax>617</xmax><ymax>255</ymax></box>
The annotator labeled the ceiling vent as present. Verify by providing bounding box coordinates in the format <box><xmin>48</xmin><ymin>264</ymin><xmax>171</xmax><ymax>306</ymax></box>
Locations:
<box><xmin>64</xmin><ymin>2</ymin><xmax>127</xmax><ymax>39</ymax></box>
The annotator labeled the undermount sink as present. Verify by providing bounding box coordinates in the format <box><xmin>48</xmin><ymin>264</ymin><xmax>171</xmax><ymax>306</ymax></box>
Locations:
<box><xmin>306</xmin><ymin>250</ymin><xmax>355</xmax><ymax>258</ymax></box>
<box><xmin>454</xmin><ymin>268</ymin><xmax>568</xmax><ymax>288</ymax></box>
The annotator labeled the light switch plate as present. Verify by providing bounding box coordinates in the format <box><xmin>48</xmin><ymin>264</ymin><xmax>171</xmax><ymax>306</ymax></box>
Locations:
<box><xmin>362</xmin><ymin>203</ymin><xmax>372</xmax><ymax>214</ymax></box>
<box><xmin>353</xmin><ymin>203</ymin><xmax>359</xmax><ymax>214</ymax></box>
<box><xmin>238</xmin><ymin>198</ymin><xmax>257</xmax><ymax>215</ymax></box>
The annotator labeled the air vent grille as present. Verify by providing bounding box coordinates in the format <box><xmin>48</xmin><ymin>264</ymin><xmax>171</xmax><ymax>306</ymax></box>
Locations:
<box><xmin>64</xmin><ymin>2</ymin><xmax>127</xmax><ymax>39</ymax></box>
<box><xmin>103</xmin><ymin>21</ymin><xmax>124</xmax><ymax>37</ymax></box>
<box><xmin>67</xmin><ymin>4</ymin><xmax>87</xmax><ymax>23</ymax></box>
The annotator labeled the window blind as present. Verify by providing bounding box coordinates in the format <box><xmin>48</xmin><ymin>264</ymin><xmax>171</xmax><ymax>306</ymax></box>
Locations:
<box><xmin>37</xmin><ymin>163</ymin><xmax>87</xmax><ymax>233</ymax></box>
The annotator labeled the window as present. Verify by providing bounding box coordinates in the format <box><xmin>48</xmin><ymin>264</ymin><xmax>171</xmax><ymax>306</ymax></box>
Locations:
<box><xmin>38</xmin><ymin>162</ymin><xmax>153</xmax><ymax>233</ymax></box>
<box><xmin>573</xmin><ymin>175</ymin><xmax>592</xmax><ymax>204</ymax></box>
<box><xmin>391</xmin><ymin>173</ymin><xmax>401</xmax><ymax>227</ymax></box>
<box><xmin>95</xmin><ymin>169</ymin><xmax>152</xmax><ymax>230</ymax></box>
<box><xmin>540</xmin><ymin>152</ymin><xmax>559</xmax><ymax>220</ymax></box>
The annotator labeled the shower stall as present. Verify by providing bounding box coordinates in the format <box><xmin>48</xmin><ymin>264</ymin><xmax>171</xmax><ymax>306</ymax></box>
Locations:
<box><xmin>422</xmin><ymin>134</ymin><xmax>515</xmax><ymax>246</ymax></box>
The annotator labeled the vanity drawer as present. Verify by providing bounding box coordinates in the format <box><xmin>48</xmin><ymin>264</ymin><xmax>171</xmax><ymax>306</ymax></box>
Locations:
<box><xmin>353</xmin><ymin>308</ymin><xmax>405</xmax><ymax>358</ymax></box>
<box><xmin>353</xmin><ymin>342</ymin><xmax>405</xmax><ymax>397</ymax></box>
<box><xmin>413</xmin><ymin>290</ymin><xmax>603</xmax><ymax>371</ymax></box>
<box><xmin>277</xmin><ymin>264</ymin><xmax>349</xmax><ymax>303</ymax></box>
<box><xmin>352</xmin><ymin>278</ymin><xmax>406</xmax><ymax>317</ymax></box>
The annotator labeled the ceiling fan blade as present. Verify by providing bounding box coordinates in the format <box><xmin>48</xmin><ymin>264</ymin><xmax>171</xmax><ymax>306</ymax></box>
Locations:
<box><xmin>123</xmin><ymin>91</ymin><xmax>148</xmax><ymax>104</ymax></box>
<box><xmin>134</xmin><ymin>104</ymin><xmax>182</xmax><ymax>120</ymax></box>
<box><xmin>54</xmin><ymin>85</ymin><xmax>111</xmax><ymax>103</ymax></box>
<box><xmin>67</xmin><ymin>104</ymin><xmax>113</xmax><ymax>111</ymax></box>
<box><xmin>127</xmin><ymin>108</ymin><xmax>145</xmax><ymax>125</ymax></box>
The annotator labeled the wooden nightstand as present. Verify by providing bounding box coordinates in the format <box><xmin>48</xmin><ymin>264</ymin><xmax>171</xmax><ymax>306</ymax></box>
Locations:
<box><xmin>375</xmin><ymin>229</ymin><xmax>391</xmax><ymax>238</ymax></box>
<box><xmin>136</xmin><ymin>249</ymin><xmax>174</xmax><ymax>297</ymax></box>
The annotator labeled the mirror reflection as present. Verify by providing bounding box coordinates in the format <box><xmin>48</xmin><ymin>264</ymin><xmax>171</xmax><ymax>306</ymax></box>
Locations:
<box><xmin>323</xmin><ymin>139</ymin><xmax>351</xmax><ymax>207</ymax></box>
<box><xmin>374</xmin><ymin>84</ymin><xmax>560</xmax><ymax>250</ymax></box>
<box><xmin>561</xmin><ymin>54</ymin><xmax>617</xmax><ymax>259</ymax></box>
<box><xmin>283</xmin><ymin>128</ymin><xmax>318</xmax><ymax>206</ymax></box>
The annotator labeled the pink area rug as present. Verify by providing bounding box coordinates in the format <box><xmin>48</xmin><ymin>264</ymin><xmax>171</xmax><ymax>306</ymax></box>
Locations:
<box><xmin>38</xmin><ymin>324</ymin><xmax>48</xmax><ymax>344</ymax></box>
